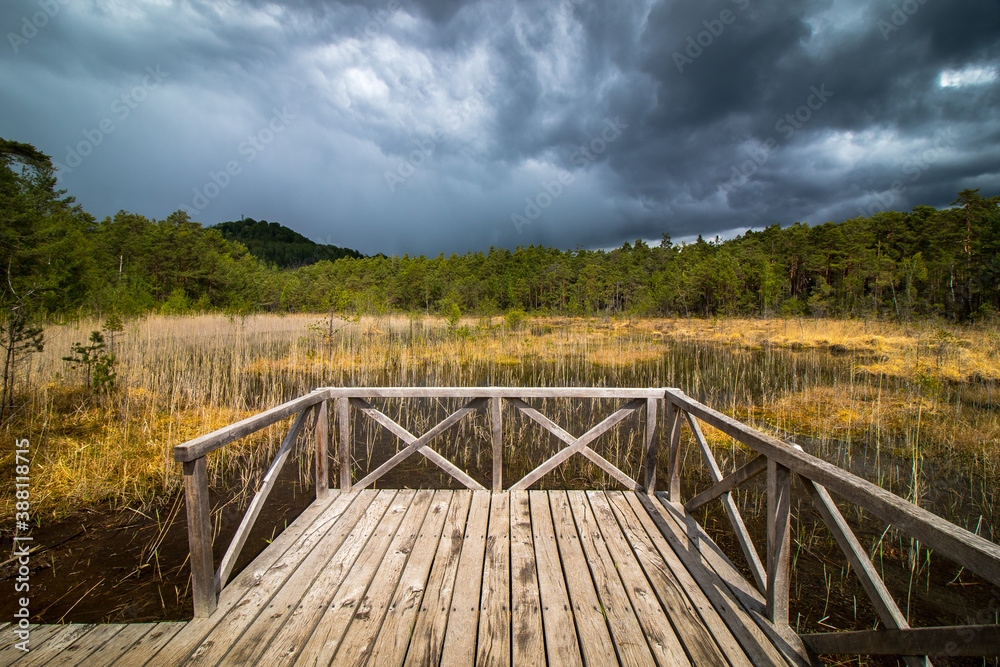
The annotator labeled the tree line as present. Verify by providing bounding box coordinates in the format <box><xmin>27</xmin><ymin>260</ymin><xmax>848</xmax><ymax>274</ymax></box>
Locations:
<box><xmin>3</xmin><ymin>137</ymin><xmax>999</xmax><ymax>327</ymax></box>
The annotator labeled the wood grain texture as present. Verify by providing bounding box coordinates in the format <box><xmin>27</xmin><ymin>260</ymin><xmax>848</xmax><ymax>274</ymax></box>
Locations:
<box><xmin>528</xmin><ymin>491</ymin><xmax>584</xmax><ymax>666</ymax></box>
<box><xmin>548</xmin><ymin>490</ymin><xmax>618</xmax><ymax>666</ymax></box>
<box><xmin>510</xmin><ymin>491</ymin><xmax>545</xmax><ymax>667</ymax></box>
<box><xmin>477</xmin><ymin>492</ymin><xmax>512</xmax><ymax>667</ymax></box>
<box><xmin>365</xmin><ymin>490</ymin><xmax>454</xmax><ymax>667</ymax></box>
<box><xmin>665</xmin><ymin>388</ymin><xmax>1000</xmax><ymax>588</ymax></box>
<box><xmin>402</xmin><ymin>492</ymin><xmax>472</xmax><ymax>667</ymax></box>
<box><xmin>439</xmin><ymin>490</ymin><xmax>491</xmax><ymax>665</ymax></box>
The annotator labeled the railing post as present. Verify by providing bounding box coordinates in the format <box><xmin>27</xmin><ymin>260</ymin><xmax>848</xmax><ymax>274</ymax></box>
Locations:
<box><xmin>643</xmin><ymin>397</ymin><xmax>658</xmax><ymax>493</ymax></box>
<box><xmin>183</xmin><ymin>456</ymin><xmax>216</xmax><ymax>617</ymax></box>
<box><xmin>314</xmin><ymin>400</ymin><xmax>329</xmax><ymax>499</ymax></box>
<box><xmin>490</xmin><ymin>396</ymin><xmax>502</xmax><ymax>493</ymax></box>
<box><xmin>767</xmin><ymin>458</ymin><xmax>792</xmax><ymax>626</ymax></box>
<box><xmin>666</xmin><ymin>400</ymin><xmax>682</xmax><ymax>502</ymax></box>
<box><xmin>338</xmin><ymin>396</ymin><xmax>351</xmax><ymax>492</ymax></box>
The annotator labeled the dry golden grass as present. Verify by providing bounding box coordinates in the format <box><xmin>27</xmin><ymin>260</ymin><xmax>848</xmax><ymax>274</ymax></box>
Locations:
<box><xmin>2</xmin><ymin>312</ymin><xmax>998</xmax><ymax>523</ymax></box>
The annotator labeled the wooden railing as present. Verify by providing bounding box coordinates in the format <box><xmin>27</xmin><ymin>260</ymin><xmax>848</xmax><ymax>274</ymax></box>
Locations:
<box><xmin>663</xmin><ymin>388</ymin><xmax>1000</xmax><ymax>664</ymax></box>
<box><xmin>173</xmin><ymin>386</ymin><xmax>1000</xmax><ymax>663</ymax></box>
<box><xmin>172</xmin><ymin>387</ymin><xmax>660</xmax><ymax>617</ymax></box>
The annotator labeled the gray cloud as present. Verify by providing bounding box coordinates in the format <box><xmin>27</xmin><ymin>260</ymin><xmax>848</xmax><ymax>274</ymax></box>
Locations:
<box><xmin>1</xmin><ymin>0</ymin><xmax>997</xmax><ymax>256</ymax></box>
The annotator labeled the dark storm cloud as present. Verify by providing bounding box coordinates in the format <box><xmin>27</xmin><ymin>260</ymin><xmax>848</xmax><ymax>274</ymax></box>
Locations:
<box><xmin>1</xmin><ymin>0</ymin><xmax>997</xmax><ymax>256</ymax></box>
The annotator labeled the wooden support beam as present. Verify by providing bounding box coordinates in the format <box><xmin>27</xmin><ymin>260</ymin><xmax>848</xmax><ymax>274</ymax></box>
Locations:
<box><xmin>491</xmin><ymin>397</ymin><xmax>503</xmax><ymax>493</ymax></box>
<box><xmin>348</xmin><ymin>398</ymin><xmax>485</xmax><ymax>491</ymax></box>
<box><xmin>766</xmin><ymin>459</ymin><xmax>791</xmax><ymax>626</ymax></box>
<box><xmin>665</xmin><ymin>401</ymin><xmax>682</xmax><ymax>502</ymax></box>
<box><xmin>643</xmin><ymin>397</ymin><xmax>658</xmax><ymax>493</ymax></box>
<box><xmin>664</xmin><ymin>388</ymin><xmax>1000</xmax><ymax>590</ymax></box>
<box><xmin>685</xmin><ymin>455</ymin><xmax>767</xmax><ymax>513</ymax></box>
<box><xmin>338</xmin><ymin>397</ymin><xmax>351</xmax><ymax>492</ymax></box>
<box><xmin>215</xmin><ymin>407</ymin><xmax>311</xmax><ymax>592</ymax></box>
<box><xmin>183</xmin><ymin>457</ymin><xmax>215</xmax><ymax>617</ymax></box>
<box><xmin>353</xmin><ymin>398</ymin><xmax>487</xmax><ymax>491</ymax></box>
<box><xmin>509</xmin><ymin>399</ymin><xmax>644</xmax><ymax>491</ymax></box>
<box><xmin>314</xmin><ymin>401</ymin><xmax>329</xmax><ymax>500</ymax></box>
<box><xmin>683</xmin><ymin>412</ymin><xmax>768</xmax><ymax>594</ymax></box>
<box><xmin>800</xmin><ymin>477</ymin><xmax>931</xmax><ymax>667</ymax></box>
<box><xmin>174</xmin><ymin>389</ymin><xmax>326</xmax><ymax>462</ymax></box>
<box><xmin>803</xmin><ymin>625</ymin><xmax>1000</xmax><ymax>658</ymax></box>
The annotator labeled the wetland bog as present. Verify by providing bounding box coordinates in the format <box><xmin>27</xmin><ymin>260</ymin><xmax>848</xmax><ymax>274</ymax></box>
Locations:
<box><xmin>1</xmin><ymin>313</ymin><xmax>998</xmax><ymax>664</ymax></box>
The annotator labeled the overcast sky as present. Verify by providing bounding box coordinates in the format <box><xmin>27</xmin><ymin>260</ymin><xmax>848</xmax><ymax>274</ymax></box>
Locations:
<box><xmin>2</xmin><ymin>0</ymin><xmax>998</xmax><ymax>255</ymax></box>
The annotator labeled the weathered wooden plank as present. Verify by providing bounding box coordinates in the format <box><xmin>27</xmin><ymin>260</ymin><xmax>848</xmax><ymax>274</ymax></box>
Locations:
<box><xmin>684</xmin><ymin>454</ymin><xmax>767</xmax><ymax>513</ymax></box>
<box><xmin>333</xmin><ymin>490</ymin><xmax>437</xmax><ymax>666</ymax></box>
<box><xmin>766</xmin><ymin>460</ymin><xmax>792</xmax><ymax>627</ymax></box>
<box><xmin>586</xmin><ymin>491</ymin><xmax>691</xmax><ymax>667</ymax></box>
<box><xmin>173</xmin><ymin>389</ymin><xmax>326</xmax><ymax>462</ymax></box>
<box><xmin>250</xmin><ymin>490</ymin><xmax>409</xmax><ymax>667</ymax></box>
<box><xmin>350</xmin><ymin>397</ymin><xmax>485</xmax><ymax>491</ymax></box>
<box><xmin>402</xmin><ymin>492</ymin><xmax>473</xmax><ymax>667</ymax></box>
<box><xmin>215</xmin><ymin>406</ymin><xmax>312</xmax><ymax>592</ymax></box>
<box><xmin>644</xmin><ymin>397</ymin><xmax>658</xmax><ymax>493</ymax></box>
<box><xmin>548</xmin><ymin>490</ymin><xmax>618</xmax><ymax>666</ymax></box>
<box><xmin>528</xmin><ymin>491</ymin><xmax>584</xmax><ymax>666</ymax></box>
<box><xmin>511</xmin><ymin>399</ymin><xmax>645</xmax><ymax>491</ymax></box>
<box><xmin>0</xmin><ymin>623</ymin><xmax>60</xmax><ymax>659</ymax></box>
<box><xmin>367</xmin><ymin>490</ymin><xmax>454</xmax><ymax>666</ymax></box>
<box><xmin>155</xmin><ymin>491</ymin><xmax>346</xmax><ymax>664</ymax></box>
<box><xmin>75</xmin><ymin>623</ymin><xmax>154</xmax><ymax>666</ymax></box>
<box><xmin>178</xmin><ymin>492</ymin><xmax>366</xmax><ymax>665</ymax></box>
<box><xmin>681</xmin><ymin>414</ymin><xmax>768</xmax><ymax>595</ymax></box>
<box><xmin>577</xmin><ymin>445</ymin><xmax>642</xmax><ymax>491</ymax></box>
<box><xmin>325</xmin><ymin>387</ymin><xmax>666</xmax><ymax>399</ymax></box>
<box><xmin>439</xmin><ymin>490</ymin><xmax>491</xmax><ymax>665</ymax></box>
<box><xmin>803</xmin><ymin>625</ymin><xmax>1000</xmax><ymax>657</ymax></box>
<box><xmin>567</xmin><ymin>490</ymin><xmax>656</xmax><ymax>665</ymax></box>
<box><xmin>13</xmin><ymin>625</ymin><xmax>97</xmax><ymax>667</ymax></box>
<box><xmin>218</xmin><ymin>491</ymin><xmax>389</xmax><ymax>666</ymax></box>
<box><xmin>665</xmin><ymin>388</ymin><xmax>1000</xmax><ymax>588</ymax></box>
<box><xmin>491</xmin><ymin>397</ymin><xmax>503</xmax><ymax>492</ymax></box>
<box><xmin>109</xmin><ymin>622</ymin><xmax>185</xmax><ymax>665</ymax></box>
<box><xmin>665</xmin><ymin>401</ymin><xmax>682</xmax><ymax>502</ymax></box>
<box><xmin>353</xmin><ymin>398</ymin><xmax>487</xmax><ymax>491</ymax></box>
<box><xmin>288</xmin><ymin>490</ymin><xmax>420</xmax><ymax>666</ymax></box>
<box><xmin>633</xmin><ymin>493</ymin><xmax>796</xmax><ymax>666</ymax></box>
<box><xmin>315</xmin><ymin>400</ymin><xmax>329</xmax><ymax>499</ymax></box>
<box><xmin>339</xmin><ymin>396</ymin><xmax>351</xmax><ymax>491</ymax></box>
<box><xmin>510</xmin><ymin>491</ymin><xmax>544</xmax><ymax>667</ymax></box>
<box><xmin>38</xmin><ymin>624</ymin><xmax>122</xmax><ymax>666</ymax></box>
<box><xmin>650</xmin><ymin>495</ymin><xmax>814</xmax><ymax>666</ymax></box>
<box><xmin>604</xmin><ymin>492</ymin><xmax>738</xmax><ymax>667</ymax></box>
<box><xmin>477</xmin><ymin>492</ymin><xmax>512</xmax><ymax>667</ymax></box>
<box><xmin>183</xmin><ymin>456</ymin><xmax>216</xmax><ymax>618</ymax></box>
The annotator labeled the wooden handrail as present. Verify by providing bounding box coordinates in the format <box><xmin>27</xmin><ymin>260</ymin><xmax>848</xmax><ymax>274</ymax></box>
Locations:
<box><xmin>177</xmin><ymin>387</ymin><xmax>662</xmax><ymax>617</ymax></box>
<box><xmin>662</xmin><ymin>387</ymin><xmax>1000</xmax><ymax>662</ymax></box>
<box><xmin>664</xmin><ymin>388</ymin><xmax>1000</xmax><ymax>589</ymax></box>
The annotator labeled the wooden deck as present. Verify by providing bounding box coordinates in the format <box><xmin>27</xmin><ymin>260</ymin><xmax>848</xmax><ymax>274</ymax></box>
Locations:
<box><xmin>1</xmin><ymin>489</ymin><xmax>812</xmax><ymax>666</ymax></box>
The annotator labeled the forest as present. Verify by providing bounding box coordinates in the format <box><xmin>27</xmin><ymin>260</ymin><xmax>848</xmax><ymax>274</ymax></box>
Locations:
<box><xmin>3</xmin><ymin>137</ymin><xmax>999</xmax><ymax>326</ymax></box>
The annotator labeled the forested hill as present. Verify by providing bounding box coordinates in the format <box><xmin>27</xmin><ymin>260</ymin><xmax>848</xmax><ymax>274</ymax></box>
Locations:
<box><xmin>213</xmin><ymin>218</ymin><xmax>363</xmax><ymax>268</ymax></box>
